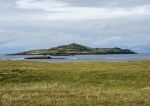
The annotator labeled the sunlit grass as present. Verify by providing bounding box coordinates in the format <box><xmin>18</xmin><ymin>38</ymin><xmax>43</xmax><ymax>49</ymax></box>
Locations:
<box><xmin>0</xmin><ymin>60</ymin><xmax>150</xmax><ymax>106</ymax></box>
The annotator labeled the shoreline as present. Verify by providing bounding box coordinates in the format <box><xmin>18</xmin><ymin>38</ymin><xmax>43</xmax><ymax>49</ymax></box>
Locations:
<box><xmin>1</xmin><ymin>54</ymin><xmax>150</xmax><ymax>63</ymax></box>
<box><xmin>0</xmin><ymin>59</ymin><xmax>150</xmax><ymax>63</ymax></box>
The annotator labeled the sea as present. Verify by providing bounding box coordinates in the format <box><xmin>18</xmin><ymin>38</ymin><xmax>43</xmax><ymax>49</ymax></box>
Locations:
<box><xmin>0</xmin><ymin>54</ymin><xmax>150</xmax><ymax>62</ymax></box>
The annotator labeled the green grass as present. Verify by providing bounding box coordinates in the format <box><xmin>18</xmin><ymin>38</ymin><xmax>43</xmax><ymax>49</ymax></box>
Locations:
<box><xmin>0</xmin><ymin>60</ymin><xmax>150</xmax><ymax>106</ymax></box>
<box><xmin>16</xmin><ymin>43</ymin><xmax>136</xmax><ymax>55</ymax></box>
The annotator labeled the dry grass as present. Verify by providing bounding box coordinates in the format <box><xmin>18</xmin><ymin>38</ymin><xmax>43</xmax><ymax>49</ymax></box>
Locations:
<box><xmin>0</xmin><ymin>60</ymin><xmax>150</xmax><ymax>106</ymax></box>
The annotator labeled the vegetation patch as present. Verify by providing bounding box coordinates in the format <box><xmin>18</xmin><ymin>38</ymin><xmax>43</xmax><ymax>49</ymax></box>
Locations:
<box><xmin>0</xmin><ymin>60</ymin><xmax>150</xmax><ymax>106</ymax></box>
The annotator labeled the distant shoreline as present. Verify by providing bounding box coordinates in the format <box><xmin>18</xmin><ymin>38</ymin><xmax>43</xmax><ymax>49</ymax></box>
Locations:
<box><xmin>1</xmin><ymin>54</ymin><xmax>150</xmax><ymax>63</ymax></box>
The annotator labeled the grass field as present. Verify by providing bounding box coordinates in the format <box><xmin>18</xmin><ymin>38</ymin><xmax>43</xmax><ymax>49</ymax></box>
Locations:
<box><xmin>0</xmin><ymin>60</ymin><xmax>150</xmax><ymax>106</ymax></box>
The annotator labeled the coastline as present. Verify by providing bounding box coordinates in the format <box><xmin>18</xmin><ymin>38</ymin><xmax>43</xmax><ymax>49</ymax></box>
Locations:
<box><xmin>1</xmin><ymin>54</ymin><xmax>150</xmax><ymax>62</ymax></box>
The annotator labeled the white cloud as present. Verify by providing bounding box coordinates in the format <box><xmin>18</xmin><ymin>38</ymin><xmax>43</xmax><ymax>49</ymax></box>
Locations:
<box><xmin>14</xmin><ymin>0</ymin><xmax>150</xmax><ymax>20</ymax></box>
<box><xmin>0</xmin><ymin>0</ymin><xmax>149</xmax><ymax>21</ymax></box>
<box><xmin>16</xmin><ymin>0</ymin><xmax>68</xmax><ymax>11</ymax></box>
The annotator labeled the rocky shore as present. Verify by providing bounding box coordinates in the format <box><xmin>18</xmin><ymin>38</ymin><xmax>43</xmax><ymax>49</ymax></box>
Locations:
<box><xmin>25</xmin><ymin>56</ymin><xmax>65</xmax><ymax>59</ymax></box>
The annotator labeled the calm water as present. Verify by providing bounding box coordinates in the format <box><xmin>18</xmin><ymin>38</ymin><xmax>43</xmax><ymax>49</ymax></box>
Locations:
<box><xmin>0</xmin><ymin>54</ymin><xmax>150</xmax><ymax>62</ymax></box>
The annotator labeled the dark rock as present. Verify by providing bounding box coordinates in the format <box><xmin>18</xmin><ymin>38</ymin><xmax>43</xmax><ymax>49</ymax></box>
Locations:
<box><xmin>25</xmin><ymin>56</ymin><xmax>65</xmax><ymax>59</ymax></box>
<box><xmin>25</xmin><ymin>56</ymin><xmax>52</xmax><ymax>59</ymax></box>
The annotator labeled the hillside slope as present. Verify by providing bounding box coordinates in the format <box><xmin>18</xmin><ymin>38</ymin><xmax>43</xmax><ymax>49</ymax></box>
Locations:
<box><xmin>13</xmin><ymin>43</ymin><xmax>136</xmax><ymax>55</ymax></box>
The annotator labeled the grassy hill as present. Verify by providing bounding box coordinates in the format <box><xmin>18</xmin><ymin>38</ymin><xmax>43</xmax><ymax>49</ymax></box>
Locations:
<box><xmin>0</xmin><ymin>60</ymin><xmax>150</xmax><ymax>106</ymax></box>
<box><xmin>14</xmin><ymin>43</ymin><xmax>136</xmax><ymax>55</ymax></box>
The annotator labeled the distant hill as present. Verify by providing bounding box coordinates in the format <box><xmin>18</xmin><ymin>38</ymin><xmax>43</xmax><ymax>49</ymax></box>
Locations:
<box><xmin>13</xmin><ymin>43</ymin><xmax>137</xmax><ymax>56</ymax></box>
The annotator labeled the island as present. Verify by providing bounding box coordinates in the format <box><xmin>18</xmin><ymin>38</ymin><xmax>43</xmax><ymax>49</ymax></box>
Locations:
<box><xmin>12</xmin><ymin>43</ymin><xmax>136</xmax><ymax>56</ymax></box>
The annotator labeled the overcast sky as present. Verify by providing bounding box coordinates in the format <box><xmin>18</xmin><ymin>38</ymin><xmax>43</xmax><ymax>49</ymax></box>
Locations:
<box><xmin>0</xmin><ymin>0</ymin><xmax>150</xmax><ymax>53</ymax></box>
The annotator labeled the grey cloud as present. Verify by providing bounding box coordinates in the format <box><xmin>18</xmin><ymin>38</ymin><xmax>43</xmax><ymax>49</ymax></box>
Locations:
<box><xmin>60</xmin><ymin>0</ymin><xmax>150</xmax><ymax>7</ymax></box>
<box><xmin>0</xmin><ymin>0</ymin><xmax>150</xmax><ymax>53</ymax></box>
<box><xmin>0</xmin><ymin>16</ymin><xmax>150</xmax><ymax>53</ymax></box>
<box><xmin>0</xmin><ymin>0</ymin><xmax>16</xmax><ymax>11</ymax></box>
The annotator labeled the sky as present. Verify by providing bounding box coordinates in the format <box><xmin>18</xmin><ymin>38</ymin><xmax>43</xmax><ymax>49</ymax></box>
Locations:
<box><xmin>0</xmin><ymin>0</ymin><xmax>150</xmax><ymax>53</ymax></box>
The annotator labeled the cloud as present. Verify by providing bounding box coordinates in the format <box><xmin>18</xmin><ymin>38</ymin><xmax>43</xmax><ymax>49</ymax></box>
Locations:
<box><xmin>0</xmin><ymin>24</ymin><xmax>150</xmax><ymax>53</ymax></box>
<box><xmin>16</xmin><ymin>0</ymin><xmax>150</xmax><ymax>8</ymax></box>
<box><xmin>60</xmin><ymin>0</ymin><xmax>150</xmax><ymax>7</ymax></box>
<box><xmin>16</xmin><ymin>0</ymin><xmax>68</xmax><ymax>11</ymax></box>
<box><xmin>0</xmin><ymin>0</ymin><xmax>150</xmax><ymax>53</ymax></box>
<box><xmin>0</xmin><ymin>0</ymin><xmax>150</xmax><ymax>22</ymax></box>
<box><xmin>14</xmin><ymin>0</ymin><xmax>150</xmax><ymax>20</ymax></box>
